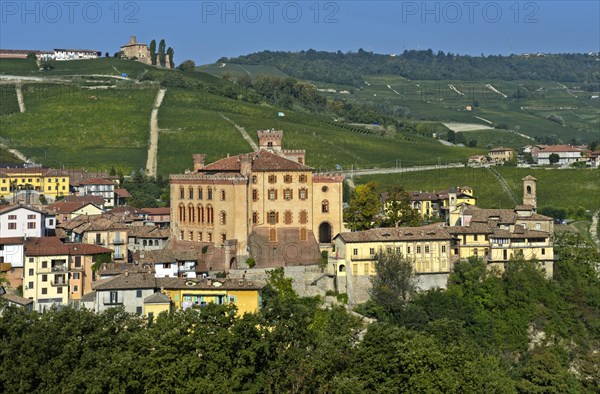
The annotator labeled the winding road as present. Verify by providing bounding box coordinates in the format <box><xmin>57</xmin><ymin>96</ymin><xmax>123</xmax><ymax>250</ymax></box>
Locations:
<box><xmin>145</xmin><ymin>88</ymin><xmax>167</xmax><ymax>178</ymax></box>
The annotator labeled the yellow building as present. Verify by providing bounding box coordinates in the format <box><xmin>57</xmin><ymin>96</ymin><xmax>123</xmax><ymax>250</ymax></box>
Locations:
<box><xmin>488</xmin><ymin>147</ymin><xmax>515</xmax><ymax>163</ymax></box>
<box><xmin>170</xmin><ymin>129</ymin><xmax>344</xmax><ymax>268</ymax></box>
<box><xmin>143</xmin><ymin>292</ymin><xmax>173</xmax><ymax>318</ymax></box>
<box><xmin>158</xmin><ymin>277</ymin><xmax>265</xmax><ymax>316</ymax></box>
<box><xmin>0</xmin><ymin>167</ymin><xmax>69</xmax><ymax>200</ymax></box>
<box><xmin>23</xmin><ymin>237</ymin><xmax>111</xmax><ymax>311</ymax></box>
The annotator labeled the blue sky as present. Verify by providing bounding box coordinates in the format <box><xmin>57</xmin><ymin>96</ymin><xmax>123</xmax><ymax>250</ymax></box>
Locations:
<box><xmin>1</xmin><ymin>1</ymin><xmax>599</xmax><ymax>65</ymax></box>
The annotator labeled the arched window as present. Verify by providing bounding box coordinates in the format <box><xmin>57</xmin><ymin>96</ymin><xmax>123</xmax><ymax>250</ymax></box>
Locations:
<box><xmin>198</xmin><ymin>187</ymin><xmax>203</xmax><ymax>200</ymax></box>
<box><xmin>284</xmin><ymin>174</ymin><xmax>292</xmax><ymax>183</ymax></box>
<box><xmin>321</xmin><ymin>200</ymin><xmax>329</xmax><ymax>213</ymax></box>
<box><xmin>220</xmin><ymin>190</ymin><xmax>226</xmax><ymax>201</ymax></box>
<box><xmin>188</xmin><ymin>204</ymin><xmax>195</xmax><ymax>223</ymax></box>
<box><xmin>268</xmin><ymin>188</ymin><xmax>277</xmax><ymax>201</ymax></box>
<box><xmin>179</xmin><ymin>204</ymin><xmax>185</xmax><ymax>222</ymax></box>
<box><xmin>252</xmin><ymin>189</ymin><xmax>259</xmax><ymax>201</ymax></box>
<box><xmin>526</xmin><ymin>185</ymin><xmax>532</xmax><ymax>195</ymax></box>
<box><xmin>284</xmin><ymin>210</ymin><xmax>292</xmax><ymax>224</ymax></box>
<box><xmin>252</xmin><ymin>175</ymin><xmax>258</xmax><ymax>184</ymax></box>
<box><xmin>299</xmin><ymin>210</ymin><xmax>308</xmax><ymax>224</ymax></box>
<box><xmin>207</xmin><ymin>205</ymin><xmax>214</xmax><ymax>224</ymax></box>
<box><xmin>252</xmin><ymin>211</ymin><xmax>259</xmax><ymax>224</ymax></box>
<box><xmin>268</xmin><ymin>211</ymin><xmax>278</xmax><ymax>225</ymax></box>
<box><xmin>142</xmin><ymin>240</ymin><xmax>147</xmax><ymax>246</ymax></box>
<box><xmin>197</xmin><ymin>205</ymin><xmax>204</xmax><ymax>224</ymax></box>
<box><xmin>284</xmin><ymin>188</ymin><xmax>293</xmax><ymax>201</ymax></box>
<box><xmin>299</xmin><ymin>188</ymin><xmax>307</xmax><ymax>200</ymax></box>
<box><xmin>198</xmin><ymin>232</ymin><xmax>203</xmax><ymax>242</ymax></box>
<box><xmin>207</xmin><ymin>232</ymin><xmax>212</xmax><ymax>242</ymax></box>
<box><xmin>220</xmin><ymin>233</ymin><xmax>227</xmax><ymax>243</ymax></box>
<box><xmin>180</xmin><ymin>187</ymin><xmax>185</xmax><ymax>199</ymax></box>
<box><xmin>207</xmin><ymin>187</ymin><xmax>213</xmax><ymax>200</ymax></box>
<box><xmin>189</xmin><ymin>187</ymin><xmax>194</xmax><ymax>199</ymax></box>
<box><xmin>268</xmin><ymin>175</ymin><xmax>277</xmax><ymax>184</ymax></box>
<box><xmin>220</xmin><ymin>211</ymin><xmax>227</xmax><ymax>225</ymax></box>
<box><xmin>189</xmin><ymin>231</ymin><xmax>193</xmax><ymax>241</ymax></box>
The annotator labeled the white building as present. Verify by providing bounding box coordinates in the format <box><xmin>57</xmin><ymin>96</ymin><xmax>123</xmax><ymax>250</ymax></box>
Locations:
<box><xmin>78</xmin><ymin>178</ymin><xmax>116</xmax><ymax>207</ymax></box>
<box><xmin>0</xmin><ymin>205</ymin><xmax>47</xmax><ymax>238</ymax></box>
<box><xmin>53</xmin><ymin>49</ymin><xmax>99</xmax><ymax>61</ymax></box>
<box><xmin>532</xmin><ymin>145</ymin><xmax>588</xmax><ymax>166</ymax></box>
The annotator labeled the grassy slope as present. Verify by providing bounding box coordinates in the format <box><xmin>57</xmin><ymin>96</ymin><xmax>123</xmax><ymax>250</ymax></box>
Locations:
<box><xmin>0</xmin><ymin>83</ymin><xmax>156</xmax><ymax>171</ymax></box>
<box><xmin>0</xmin><ymin>58</ymin><xmax>38</xmax><ymax>74</ymax></box>
<box><xmin>356</xmin><ymin>167</ymin><xmax>600</xmax><ymax>212</ymax></box>
<box><xmin>0</xmin><ymin>85</ymin><xmax>20</xmax><ymax>115</ymax></box>
<box><xmin>0</xmin><ymin>147</ymin><xmax>23</xmax><ymax>164</ymax></box>
<box><xmin>198</xmin><ymin>63</ymin><xmax>290</xmax><ymax>80</ymax></box>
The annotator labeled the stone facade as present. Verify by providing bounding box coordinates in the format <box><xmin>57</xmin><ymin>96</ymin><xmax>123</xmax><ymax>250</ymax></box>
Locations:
<box><xmin>120</xmin><ymin>36</ymin><xmax>151</xmax><ymax>65</ymax></box>
<box><xmin>169</xmin><ymin>130</ymin><xmax>343</xmax><ymax>269</ymax></box>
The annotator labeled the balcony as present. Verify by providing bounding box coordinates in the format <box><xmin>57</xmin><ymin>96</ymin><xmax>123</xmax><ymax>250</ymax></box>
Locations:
<box><xmin>95</xmin><ymin>239</ymin><xmax>105</xmax><ymax>245</ymax></box>
<box><xmin>112</xmin><ymin>239</ymin><xmax>125</xmax><ymax>245</ymax></box>
<box><xmin>51</xmin><ymin>279</ymin><xmax>68</xmax><ymax>286</ymax></box>
<box><xmin>51</xmin><ymin>265</ymin><xmax>67</xmax><ymax>272</ymax></box>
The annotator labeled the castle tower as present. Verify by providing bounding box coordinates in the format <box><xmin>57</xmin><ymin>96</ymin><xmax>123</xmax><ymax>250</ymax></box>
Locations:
<box><xmin>257</xmin><ymin>129</ymin><xmax>282</xmax><ymax>153</ymax></box>
<box><xmin>522</xmin><ymin>175</ymin><xmax>537</xmax><ymax>211</ymax></box>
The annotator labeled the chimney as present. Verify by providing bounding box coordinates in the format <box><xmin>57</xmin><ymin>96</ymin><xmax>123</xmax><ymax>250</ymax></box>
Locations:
<box><xmin>192</xmin><ymin>154</ymin><xmax>206</xmax><ymax>172</ymax></box>
<box><xmin>239</xmin><ymin>153</ymin><xmax>253</xmax><ymax>177</ymax></box>
<box><xmin>129</xmin><ymin>36</ymin><xmax>136</xmax><ymax>45</ymax></box>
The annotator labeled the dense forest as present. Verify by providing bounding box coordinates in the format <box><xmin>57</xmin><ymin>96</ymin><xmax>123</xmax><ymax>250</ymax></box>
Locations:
<box><xmin>223</xmin><ymin>49</ymin><xmax>600</xmax><ymax>87</ymax></box>
<box><xmin>1</xmin><ymin>233</ymin><xmax>598</xmax><ymax>393</ymax></box>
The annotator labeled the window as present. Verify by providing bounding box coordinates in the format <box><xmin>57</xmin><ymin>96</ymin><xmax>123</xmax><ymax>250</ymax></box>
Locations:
<box><xmin>425</xmin><ymin>245</ymin><xmax>430</xmax><ymax>253</ymax></box>
<box><xmin>442</xmin><ymin>245</ymin><xmax>446</xmax><ymax>253</ymax></box>
<box><xmin>300</xmin><ymin>227</ymin><xmax>307</xmax><ymax>241</ymax></box>
<box><xmin>189</xmin><ymin>187</ymin><xmax>194</xmax><ymax>199</ymax></box>
<box><xmin>299</xmin><ymin>174</ymin><xmax>307</xmax><ymax>183</ymax></box>
<box><xmin>299</xmin><ymin>188</ymin><xmax>307</xmax><ymax>200</ymax></box>
<box><xmin>7</xmin><ymin>223</ymin><xmax>16</xmax><ymax>230</ymax></box>
<box><xmin>220</xmin><ymin>190</ymin><xmax>226</xmax><ymax>201</ymax></box>
<box><xmin>268</xmin><ymin>211</ymin><xmax>278</xmax><ymax>225</ymax></box>
<box><xmin>284</xmin><ymin>174</ymin><xmax>292</xmax><ymax>183</ymax></box>
<box><xmin>252</xmin><ymin>189</ymin><xmax>259</xmax><ymax>201</ymax></box>
<box><xmin>268</xmin><ymin>189</ymin><xmax>277</xmax><ymax>201</ymax></box>
<box><xmin>207</xmin><ymin>232</ymin><xmax>212</xmax><ymax>242</ymax></box>
<box><xmin>74</xmin><ymin>256</ymin><xmax>81</xmax><ymax>268</ymax></box>
<box><xmin>180</xmin><ymin>187</ymin><xmax>185</xmax><ymax>199</ymax></box>
<box><xmin>110</xmin><ymin>291</ymin><xmax>119</xmax><ymax>304</ymax></box>
<box><xmin>284</xmin><ymin>210</ymin><xmax>292</xmax><ymax>224</ymax></box>
<box><xmin>207</xmin><ymin>187</ymin><xmax>213</xmax><ymax>200</ymax></box>
<box><xmin>198</xmin><ymin>232</ymin><xmax>203</xmax><ymax>242</ymax></box>
<box><xmin>220</xmin><ymin>233</ymin><xmax>226</xmax><ymax>243</ymax></box>
<box><xmin>8</xmin><ymin>214</ymin><xmax>16</xmax><ymax>220</ymax></box>
<box><xmin>220</xmin><ymin>211</ymin><xmax>227</xmax><ymax>225</ymax></box>
<box><xmin>228</xmin><ymin>295</ymin><xmax>237</xmax><ymax>303</ymax></box>
<box><xmin>284</xmin><ymin>188</ymin><xmax>293</xmax><ymax>200</ymax></box>
<box><xmin>473</xmin><ymin>248</ymin><xmax>478</xmax><ymax>256</ymax></box>
<box><xmin>136</xmin><ymin>289</ymin><xmax>143</xmax><ymax>298</ymax></box>
<box><xmin>353</xmin><ymin>248</ymin><xmax>358</xmax><ymax>256</ymax></box>
<box><xmin>42</xmin><ymin>261</ymin><xmax>47</xmax><ymax>269</ymax></box>
<box><xmin>503</xmin><ymin>250</ymin><xmax>508</xmax><ymax>260</ymax></box>
<box><xmin>28</xmin><ymin>282</ymin><xmax>33</xmax><ymax>289</ymax></box>
<box><xmin>28</xmin><ymin>268</ymin><xmax>34</xmax><ymax>276</ymax></box>
<box><xmin>416</xmin><ymin>246</ymin><xmax>421</xmax><ymax>253</ymax></box>
<box><xmin>269</xmin><ymin>228</ymin><xmax>277</xmax><ymax>242</ymax></box>
<box><xmin>179</xmin><ymin>231</ymin><xmax>184</xmax><ymax>240</ymax></box>
<box><xmin>27</xmin><ymin>214</ymin><xmax>36</xmax><ymax>219</ymax></box>
<box><xmin>321</xmin><ymin>186</ymin><xmax>329</xmax><ymax>193</ymax></box>
<box><xmin>252</xmin><ymin>211</ymin><xmax>259</xmax><ymax>224</ymax></box>
<box><xmin>27</xmin><ymin>222</ymin><xmax>36</xmax><ymax>229</ymax></box>
<box><xmin>42</xmin><ymin>288</ymin><xmax>47</xmax><ymax>295</ymax></box>
<box><xmin>473</xmin><ymin>235</ymin><xmax>478</xmax><ymax>241</ymax></box>
<box><xmin>136</xmin><ymin>307</ymin><xmax>143</xmax><ymax>315</ymax></box>
<box><xmin>73</xmin><ymin>285</ymin><xmax>79</xmax><ymax>292</ymax></box>
<box><xmin>48</xmin><ymin>219</ymin><xmax>54</xmax><ymax>226</ymax></box>
<box><xmin>541</xmin><ymin>248</ymin><xmax>545</xmax><ymax>255</ymax></box>
<box><xmin>57</xmin><ymin>287</ymin><xmax>63</xmax><ymax>294</ymax></box>
<box><xmin>386</xmin><ymin>247</ymin><xmax>392</xmax><ymax>253</ymax></box>
<box><xmin>198</xmin><ymin>187</ymin><xmax>203</xmax><ymax>199</ymax></box>
<box><xmin>252</xmin><ymin>175</ymin><xmax>258</xmax><ymax>184</ymax></box>
<box><xmin>268</xmin><ymin>175</ymin><xmax>277</xmax><ymax>184</ymax></box>
<box><xmin>42</xmin><ymin>274</ymin><xmax>47</xmax><ymax>282</ymax></box>
<box><xmin>299</xmin><ymin>210</ymin><xmax>308</xmax><ymax>224</ymax></box>
<box><xmin>189</xmin><ymin>231</ymin><xmax>193</xmax><ymax>241</ymax></box>
<box><xmin>73</xmin><ymin>273</ymin><xmax>80</xmax><ymax>280</ymax></box>
<box><xmin>535</xmin><ymin>223</ymin><xmax>541</xmax><ymax>230</ymax></box>
<box><xmin>321</xmin><ymin>200</ymin><xmax>329</xmax><ymax>213</ymax></box>
<box><xmin>369</xmin><ymin>248</ymin><xmax>375</xmax><ymax>255</ymax></box>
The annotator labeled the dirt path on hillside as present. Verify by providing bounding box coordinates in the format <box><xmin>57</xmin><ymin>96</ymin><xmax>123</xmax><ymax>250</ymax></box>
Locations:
<box><xmin>15</xmin><ymin>84</ymin><xmax>26</xmax><ymax>113</ymax></box>
<box><xmin>0</xmin><ymin>140</ymin><xmax>33</xmax><ymax>164</ymax></box>
<box><xmin>145</xmin><ymin>88</ymin><xmax>166</xmax><ymax>178</ymax></box>
<box><xmin>486</xmin><ymin>167</ymin><xmax>518</xmax><ymax>205</ymax></box>
<box><xmin>591</xmin><ymin>210</ymin><xmax>600</xmax><ymax>246</ymax></box>
<box><xmin>220</xmin><ymin>115</ymin><xmax>259</xmax><ymax>151</ymax></box>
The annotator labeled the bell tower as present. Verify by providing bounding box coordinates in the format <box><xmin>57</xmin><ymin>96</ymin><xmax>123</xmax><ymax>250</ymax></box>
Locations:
<box><xmin>257</xmin><ymin>129</ymin><xmax>282</xmax><ymax>153</ymax></box>
<box><xmin>522</xmin><ymin>175</ymin><xmax>537</xmax><ymax>211</ymax></box>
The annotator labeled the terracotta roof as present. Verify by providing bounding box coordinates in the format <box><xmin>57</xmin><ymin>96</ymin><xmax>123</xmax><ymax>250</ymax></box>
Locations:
<box><xmin>78</xmin><ymin>178</ymin><xmax>115</xmax><ymax>186</ymax></box>
<box><xmin>1</xmin><ymin>293</ymin><xmax>33</xmax><ymax>306</ymax></box>
<box><xmin>156</xmin><ymin>277</ymin><xmax>266</xmax><ymax>291</ymax></box>
<box><xmin>81</xmin><ymin>291</ymin><xmax>96</xmax><ymax>303</ymax></box>
<box><xmin>93</xmin><ymin>272</ymin><xmax>156</xmax><ymax>290</ymax></box>
<box><xmin>0</xmin><ymin>204</ymin><xmax>43</xmax><ymax>215</ymax></box>
<box><xmin>144</xmin><ymin>292</ymin><xmax>172</xmax><ymax>304</ymax></box>
<box><xmin>202</xmin><ymin>150</ymin><xmax>312</xmax><ymax>172</ymax></box>
<box><xmin>489</xmin><ymin>147</ymin><xmax>514</xmax><ymax>152</ymax></box>
<box><xmin>0</xmin><ymin>167</ymin><xmax>67</xmax><ymax>176</ymax></box>
<box><xmin>127</xmin><ymin>226</ymin><xmax>170</xmax><ymax>239</ymax></box>
<box><xmin>463</xmin><ymin>207</ymin><xmax>517</xmax><ymax>225</ymax></box>
<box><xmin>46</xmin><ymin>201</ymin><xmax>102</xmax><ymax>214</ymax></box>
<box><xmin>538</xmin><ymin>145</ymin><xmax>586</xmax><ymax>153</ymax></box>
<box><xmin>142</xmin><ymin>207</ymin><xmax>170</xmax><ymax>215</ymax></box>
<box><xmin>24</xmin><ymin>237</ymin><xmax>112</xmax><ymax>256</ymax></box>
<box><xmin>96</xmin><ymin>263</ymin><xmax>148</xmax><ymax>276</ymax></box>
<box><xmin>522</xmin><ymin>175</ymin><xmax>537</xmax><ymax>181</ymax></box>
<box><xmin>514</xmin><ymin>204</ymin><xmax>535</xmax><ymax>211</ymax></box>
<box><xmin>114</xmin><ymin>188</ymin><xmax>131</xmax><ymax>198</ymax></box>
<box><xmin>59</xmin><ymin>214</ymin><xmax>129</xmax><ymax>233</ymax></box>
<box><xmin>336</xmin><ymin>224</ymin><xmax>451</xmax><ymax>243</ymax></box>
<box><xmin>446</xmin><ymin>223</ymin><xmax>493</xmax><ymax>235</ymax></box>
<box><xmin>491</xmin><ymin>228</ymin><xmax>550</xmax><ymax>239</ymax></box>
<box><xmin>0</xmin><ymin>237</ymin><xmax>25</xmax><ymax>245</ymax></box>
<box><xmin>60</xmin><ymin>195</ymin><xmax>105</xmax><ymax>206</ymax></box>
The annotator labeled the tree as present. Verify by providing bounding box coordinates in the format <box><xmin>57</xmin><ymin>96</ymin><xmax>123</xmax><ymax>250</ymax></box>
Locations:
<box><xmin>447</xmin><ymin>129</ymin><xmax>456</xmax><ymax>143</ymax></box>
<box><xmin>549</xmin><ymin>153</ymin><xmax>560</xmax><ymax>165</ymax></box>
<box><xmin>178</xmin><ymin>60</ymin><xmax>196</xmax><ymax>71</ymax></box>
<box><xmin>380</xmin><ymin>185</ymin><xmax>421</xmax><ymax>227</ymax></box>
<box><xmin>39</xmin><ymin>60</ymin><xmax>54</xmax><ymax>71</ymax></box>
<box><xmin>370</xmin><ymin>249</ymin><xmax>418</xmax><ymax>317</ymax></box>
<box><xmin>104</xmin><ymin>52</ymin><xmax>109</xmax><ymax>58</ymax></box>
<box><xmin>167</xmin><ymin>47</ymin><xmax>174</xmax><ymax>68</ymax></box>
<box><xmin>344</xmin><ymin>182</ymin><xmax>381</xmax><ymax>231</ymax></box>
<box><xmin>149</xmin><ymin>39</ymin><xmax>157</xmax><ymax>66</ymax></box>
<box><xmin>158</xmin><ymin>39</ymin><xmax>166</xmax><ymax>67</ymax></box>
<box><xmin>26</xmin><ymin>52</ymin><xmax>37</xmax><ymax>60</ymax></box>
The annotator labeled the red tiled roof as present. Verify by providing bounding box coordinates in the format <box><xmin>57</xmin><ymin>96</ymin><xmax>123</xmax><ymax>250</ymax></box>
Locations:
<box><xmin>24</xmin><ymin>237</ymin><xmax>112</xmax><ymax>256</ymax></box>
<box><xmin>114</xmin><ymin>188</ymin><xmax>131</xmax><ymax>198</ymax></box>
<box><xmin>142</xmin><ymin>207</ymin><xmax>170</xmax><ymax>215</ymax></box>
<box><xmin>46</xmin><ymin>201</ymin><xmax>101</xmax><ymax>214</ymax></box>
<box><xmin>202</xmin><ymin>150</ymin><xmax>312</xmax><ymax>172</ymax></box>
<box><xmin>489</xmin><ymin>147</ymin><xmax>514</xmax><ymax>152</ymax></box>
<box><xmin>61</xmin><ymin>195</ymin><xmax>105</xmax><ymax>206</ymax></box>
<box><xmin>0</xmin><ymin>237</ymin><xmax>25</xmax><ymax>245</ymax></box>
<box><xmin>78</xmin><ymin>177</ymin><xmax>115</xmax><ymax>186</ymax></box>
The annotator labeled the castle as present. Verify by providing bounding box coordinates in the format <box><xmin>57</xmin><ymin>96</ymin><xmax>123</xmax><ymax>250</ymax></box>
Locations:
<box><xmin>170</xmin><ymin>130</ymin><xmax>344</xmax><ymax>269</ymax></box>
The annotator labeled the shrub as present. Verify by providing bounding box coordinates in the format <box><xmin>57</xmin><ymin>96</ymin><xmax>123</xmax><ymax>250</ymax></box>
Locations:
<box><xmin>246</xmin><ymin>257</ymin><xmax>256</xmax><ymax>268</ymax></box>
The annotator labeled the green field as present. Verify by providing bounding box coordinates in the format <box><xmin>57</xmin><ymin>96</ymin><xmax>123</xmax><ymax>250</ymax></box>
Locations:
<box><xmin>0</xmin><ymin>85</ymin><xmax>20</xmax><ymax>115</ymax></box>
<box><xmin>0</xmin><ymin>147</ymin><xmax>23</xmax><ymax>164</ymax></box>
<box><xmin>356</xmin><ymin>167</ymin><xmax>600</xmax><ymax>212</ymax></box>
<box><xmin>0</xmin><ymin>58</ymin><xmax>38</xmax><ymax>74</ymax></box>
<box><xmin>0</xmin><ymin>84</ymin><xmax>156</xmax><ymax>171</ymax></box>
<box><xmin>198</xmin><ymin>63</ymin><xmax>291</xmax><ymax>80</ymax></box>
<box><xmin>454</xmin><ymin>129</ymin><xmax>534</xmax><ymax>149</ymax></box>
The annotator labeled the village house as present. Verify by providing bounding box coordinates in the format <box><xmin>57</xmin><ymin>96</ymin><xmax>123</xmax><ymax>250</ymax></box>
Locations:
<box><xmin>22</xmin><ymin>237</ymin><xmax>111</xmax><ymax>311</ymax></box>
<box><xmin>46</xmin><ymin>201</ymin><xmax>104</xmax><ymax>224</ymax></box>
<box><xmin>142</xmin><ymin>207</ymin><xmax>171</xmax><ymax>228</ymax></box>
<box><xmin>120</xmin><ymin>36</ymin><xmax>151</xmax><ymax>65</ymax></box>
<box><xmin>53</xmin><ymin>49</ymin><xmax>99</xmax><ymax>61</ymax></box>
<box><xmin>0</xmin><ymin>167</ymin><xmax>69</xmax><ymax>201</ymax></box>
<box><xmin>531</xmin><ymin>145</ymin><xmax>589</xmax><ymax>166</ymax></box>
<box><xmin>170</xmin><ymin>129</ymin><xmax>344</xmax><ymax>269</ymax></box>
<box><xmin>77</xmin><ymin>178</ymin><xmax>116</xmax><ymax>207</ymax></box>
<box><xmin>127</xmin><ymin>226</ymin><xmax>170</xmax><ymax>252</ymax></box>
<box><xmin>468</xmin><ymin>155</ymin><xmax>488</xmax><ymax>165</ymax></box>
<box><xmin>488</xmin><ymin>147</ymin><xmax>515</xmax><ymax>163</ymax></box>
